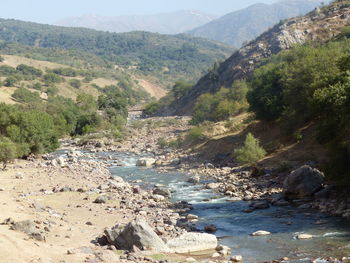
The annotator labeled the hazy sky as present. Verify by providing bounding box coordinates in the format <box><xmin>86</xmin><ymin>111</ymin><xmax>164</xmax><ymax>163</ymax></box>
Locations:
<box><xmin>0</xmin><ymin>0</ymin><xmax>278</xmax><ymax>24</ymax></box>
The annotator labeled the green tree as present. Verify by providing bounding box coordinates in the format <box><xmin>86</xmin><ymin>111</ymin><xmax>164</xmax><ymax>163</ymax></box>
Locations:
<box><xmin>234</xmin><ymin>133</ymin><xmax>266</xmax><ymax>165</ymax></box>
<box><xmin>0</xmin><ymin>138</ymin><xmax>18</xmax><ymax>170</ymax></box>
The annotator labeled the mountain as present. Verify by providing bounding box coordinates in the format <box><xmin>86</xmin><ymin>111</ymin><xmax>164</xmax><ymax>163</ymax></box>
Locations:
<box><xmin>188</xmin><ymin>0</ymin><xmax>328</xmax><ymax>47</ymax></box>
<box><xmin>0</xmin><ymin>19</ymin><xmax>232</xmax><ymax>86</ymax></box>
<box><xmin>170</xmin><ymin>0</ymin><xmax>350</xmax><ymax>115</ymax></box>
<box><xmin>55</xmin><ymin>10</ymin><xmax>217</xmax><ymax>35</ymax></box>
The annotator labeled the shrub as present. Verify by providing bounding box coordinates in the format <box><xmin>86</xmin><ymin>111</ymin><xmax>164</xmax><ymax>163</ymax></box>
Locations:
<box><xmin>4</xmin><ymin>76</ymin><xmax>18</xmax><ymax>87</ymax></box>
<box><xmin>0</xmin><ymin>138</ymin><xmax>18</xmax><ymax>170</ymax></box>
<box><xmin>185</xmin><ymin>126</ymin><xmax>206</xmax><ymax>144</ymax></box>
<box><xmin>234</xmin><ymin>133</ymin><xmax>266</xmax><ymax>165</ymax></box>
<box><xmin>69</xmin><ymin>79</ymin><xmax>81</xmax><ymax>89</ymax></box>
<box><xmin>44</xmin><ymin>73</ymin><xmax>64</xmax><ymax>84</ymax></box>
<box><xmin>144</xmin><ymin>101</ymin><xmax>160</xmax><ymax>115</ymax></box>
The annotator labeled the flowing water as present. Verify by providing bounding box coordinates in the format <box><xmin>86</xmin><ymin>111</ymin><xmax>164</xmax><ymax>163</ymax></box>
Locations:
<box><xmin>97</xmin><ymin>151</ymin><xmax>350</xmax><ymax>262</ymax></box>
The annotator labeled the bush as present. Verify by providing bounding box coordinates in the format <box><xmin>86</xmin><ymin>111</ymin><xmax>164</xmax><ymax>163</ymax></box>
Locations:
<box><xmin>144</xmin><ymin>101</ymin><xmax>160</xmax><ymax>115</ymax></box>
<box><xmin>234</xmin><ymin>133</ymin><xmax>266</xmax><ymax>165</ymax></box>
<box><xmin>44</xmin><ymin>73</ymin><xmax>64</xmax><ymax>84</ymax></box>
<box><xmin>4</xmin><ymin>76</ymin><xmax>18</xmax><ymax>87</ymax></box>
<box><xmin>185</xmin><ymin>126</ymin><xmax>206</xmax><ymax>144</ymax></box>
<box><xmin>191</xmin><ymin>81</ymin><xmax>248</xmax><ymax>125</ymax></box>
<box><xmin>0</xmin><ymin>138</ymin><xmax>18</xmax><ymax>170</ymax></box>
<box><xmin>69</xmin><ymin>79</ymin><xmax>81</xmax><ymax>89</ymax></box>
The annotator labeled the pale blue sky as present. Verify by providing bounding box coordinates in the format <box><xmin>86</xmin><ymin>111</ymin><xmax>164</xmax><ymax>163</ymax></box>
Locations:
<box><xmin>0</xmin><ymin>0</ymin><xmax>278</xmax><ymax>24</ymax></box>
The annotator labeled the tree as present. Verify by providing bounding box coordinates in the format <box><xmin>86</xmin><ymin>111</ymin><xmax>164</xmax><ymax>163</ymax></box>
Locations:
<box><xmin>0</xmin><ymin>138</ymin><xmax>17</xmax><ymax>170</ymax></box>
<box><xmin>234</xmin><ymin>133</ymin><xmax>266</xmax><ymax>165</ymax></box>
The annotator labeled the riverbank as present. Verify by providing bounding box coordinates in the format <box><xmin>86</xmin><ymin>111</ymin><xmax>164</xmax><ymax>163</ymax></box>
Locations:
<box><xmin>0</xmin><ymin>150</ymin><xmax>198</xmax><ymax>263</ymax></box>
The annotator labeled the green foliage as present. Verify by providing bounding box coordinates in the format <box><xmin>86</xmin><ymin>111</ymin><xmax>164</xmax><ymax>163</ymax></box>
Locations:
<box><xmin>234</xmin><ymin>133</ymin><xmax>266</xmax><ymax>165</ymax></box>
<box><xmin>144</xmin><ymin>101</ymin><xmax>161</xmax><ymax>116</ymax></box>
<box><xmin>43</xmin><ymin>73</ymin><xmax>64</xmax><ymax>84</ymax></box>
<box><xmin>246</xmin><ymin>37</ymin><xmax>350</xmax><ymax>184</ymax></box>
<box><xmin>69</xmin><ymin>79</ymin><xmax>81</xmax><ymax>89</ymax></box>
<box><xmin>0</xmin><ymin>19</ymin><xmax>232</xmax><ymax>83</ymax></box>
<box><xmin>184</xmin><ymin>126</ymin><xmax>206</xmax><ymax>144</ymax></box>
<box><xmin>191</xmin><ymin>80</ymin><xmax>248</xmax><ymax>124</ymax></box>
<box><xmin>0</xmin><ymin>103</ymin><xmax>59</xmax><ymax>155</ymax></box>
<box><xmin>4</xmin><ymin>76</ymin><xmax>18</xmax><ymax>87</ymax></box>
<box><xmin>30</xmin><ymin>82</ymin><xmax>43</xmax><ymax>91</ymax></box>
<box><xmin>49</xmin><ymin>67</ymin><xmax>77</xmax><ymax>77</ymax></box>
<box><xmin>0</xmin><ymin>137</ymin><xmax>18</xmax><ymax>170</ymax></box>
<box><xmin>12</xmin><ymin>88</ymin><xmax>41</xmax><ymax>104</ymax></box>
<box><xmin>16</xmin><ymin>64</ymin><xmax>42</xmax><ymax>78</ymax></box>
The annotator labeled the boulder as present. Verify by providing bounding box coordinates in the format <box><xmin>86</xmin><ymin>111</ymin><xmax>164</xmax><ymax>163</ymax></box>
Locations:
<box><xmin>153</xmin><ymin>187</ymin><xmax>171</xmax><ymax>198</ymax></box>
<box><xmin>115</xmin><ymin>218</ymin><xmax>168</xmax><ymax>252</ymax></box>
<box><xmin>10</xmin><ymin>220</ymin><xmax>45</xmax><ymax>241</ymax></box>
<box><xmin>167</xmin><ymin>232</ymin><xmax>217</xmax><ymax>253</ymax></box>
<box><xmin>188</xmin><ymin>176</ymin><xmax>200</xmax><ymax>184</ymax></box>
<box><xmin>94</xmin><ymin>195</ymin><xmax>108</xmax><ymax>204</ymax></box>
<box><xmin>104</xmin><ymin>224</ymin><xmax>124</xmax><ymax>245</ymax></box>
<box><xmin>296</xmin><ymin>233</ymin><xmax>313</xmax><ymax>240</ymax></box>
<box><xmin>284</xmin><ymin>165</ymin><xmax>324</xmax><ymax>199</ymax></box>
<box><xmin>251</xmin><ymin>230</ymin><xmax>271</xmax><ymax>236</ymax></box>
<box><xmin>136</xmin><ymin>158</ymin><xmax>156</xmax><ymax>167</ymax></box>
<box><xmin>250</xmin><ymin>200</ymin><xmax>269</xmax><ymax>209</ymax></box>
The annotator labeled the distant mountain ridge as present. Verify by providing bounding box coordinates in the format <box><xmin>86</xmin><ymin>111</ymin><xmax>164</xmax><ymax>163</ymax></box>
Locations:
<box><xmin>0</xmin><ymin>18</ymin><xmax>232</xmax><ymax>86</ymax></box>
<box><xmin>188</xmin><ymin>0</ymin><xmax>328</xmax><ymax>47</ymax></box>
<box><xmin>55</xmin><ymin>10</ymin><xmax>217</xmax><ymax>35</ymax></box>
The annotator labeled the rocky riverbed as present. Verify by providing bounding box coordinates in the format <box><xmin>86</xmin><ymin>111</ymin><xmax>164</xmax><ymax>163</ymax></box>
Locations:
<box><xmin>1</xmin><ymin>116</ymin><xmax>350</xmax><ymax>263</ymax></box>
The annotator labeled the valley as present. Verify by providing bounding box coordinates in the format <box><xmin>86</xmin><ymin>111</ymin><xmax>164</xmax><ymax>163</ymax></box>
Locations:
<box><xmin>1</xmin><ymin>0</ymin><xmax>350</xmax><ymax>262</ymax></box>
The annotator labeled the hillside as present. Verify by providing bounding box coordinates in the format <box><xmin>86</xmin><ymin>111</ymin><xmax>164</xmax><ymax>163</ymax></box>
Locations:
<box><xmin>0</xmin><ymin>54</ymin><xmax>149</xmax><ymax>104</ymax></box>
<box><xmin>188</xmin><ymin>0</ymin><xmax>326</xmax><ymax>47</ymax></box>
<box><xmin>171</xmin><ymin>0</ymin><xmax>350</xmax><ymax>115</ymax></box>
<box><xmin>55</xmin><ymin>10</ymin><xmax>217</xmax><ymax>35</ymax></box>
<box><xmin>0</xmin><ymin>19</ymin><xmax>233</xmax><ymax>86</ymax></box>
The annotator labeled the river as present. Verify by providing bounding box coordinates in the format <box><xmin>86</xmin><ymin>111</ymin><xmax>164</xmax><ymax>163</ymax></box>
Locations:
<box><xmin>94</xmin><ymin>151</ymin><xmax>350</xmax><ymax>262</ymax></box>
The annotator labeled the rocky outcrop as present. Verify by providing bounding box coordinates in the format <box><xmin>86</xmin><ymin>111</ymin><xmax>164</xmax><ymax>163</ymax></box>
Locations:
<box><xmin>171</xmin><ymin>1</ymin><xmax>350</xmax><ymax>115</ymax></box>
<box><xmin>283</xmin><ymin>165</ymin><xmax>324</xmax><ymax>199</ymax></box>
<box><xmin>114</xmin><ymin>218</ymin><xmax>169</xmax><ymax>252</ymax></box>
<box><xmin>166</xmin><ymin>232</ymin><xmax>218</xmax><ymax>253</ymax></box>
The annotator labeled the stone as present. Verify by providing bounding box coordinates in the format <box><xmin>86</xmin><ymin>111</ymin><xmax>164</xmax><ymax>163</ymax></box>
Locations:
<box><xmin>153</xmin><ymin>187</ymin><xmax>171</xmax><ymax>198</ymax></box>
<box><xmin>166</xmin><ymin>232</ymin><xmax>217</xmax><ymax>253</ymax></box>
<box><xmin>251</xmin><ymin>230</ymin><xmax>271</xmax><ymax>236</ymax></box>
<box><xmin>230</xmin><ymin>255</ymin><xmax>243</xmax><ymax>262</ymax></box>
<box><xmin>186</xmin><ymin>214</ymin><xmax>198</xmax><ymax>220</ymax></box>
<box><xmin>283</xmin><ymin>165</ymin><xmax>324</xmax><ymax>199</ymax></box>
<box><xmin>136</xmin><ymin>158</ymin><xmax>156</xmax><ymax>167</ymax></box>
<box><xmin>115</xmin><ymin>218</ymin><xmax>168</xmax><ymax>252</ymax></box>
<box><xmin>152</xmin><ymin>195</ymin><xmax>165</xmax><ymax>202</ymax></box>
<box><xmin>296</xmin><ymin>233</ymin><xmax>313</xmax><ymax>240</ymax></box>
<box><xmin>250</xmin><ymin>200</ymin><xmax>269</xmax><ymax>209</ymax></box>
<box><xmin>204</xmin><ymin>224</ymin><xmax>217</xmax><ymax>233</ymax></box>
<box><xmin>206</xmin><ymin>183</ymin><xmax>221</xmax><ymax>189</ymax></box>
<box><xmin>10</xmin><ymin>220</ymin><xmax>45</xmax><ymax>241</ymax></box>
<box><xmin>188</xmin><ymin>176</ymin><xmax>200</xmax><ymax>184</ymax></box>
<box><xmin>94</xmin><ymin>195</ymin><xmax>108</xmax><ymax>204</ymax></box>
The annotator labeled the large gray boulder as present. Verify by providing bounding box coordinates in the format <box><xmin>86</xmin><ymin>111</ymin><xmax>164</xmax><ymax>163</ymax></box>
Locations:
<box><xmin>115</xmin><ymin>218</ymin><xmax>168</xmax><ymax>252</ymax></box>
<box><xmin>166</xmin><ymin>232</ymin><xmax>218</xmax><ymax>253</ymax></box>
<box><xmin>283</xmin><ymin>165</ymin><xmax>324</xmax><ymax>199</ymax></box>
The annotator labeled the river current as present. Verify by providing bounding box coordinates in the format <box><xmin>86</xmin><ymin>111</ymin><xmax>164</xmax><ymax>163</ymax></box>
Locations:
<box><xmin>96</xmin><ymin>151</ymin><xmax>350</xmax><ymax>262</ymax></box>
